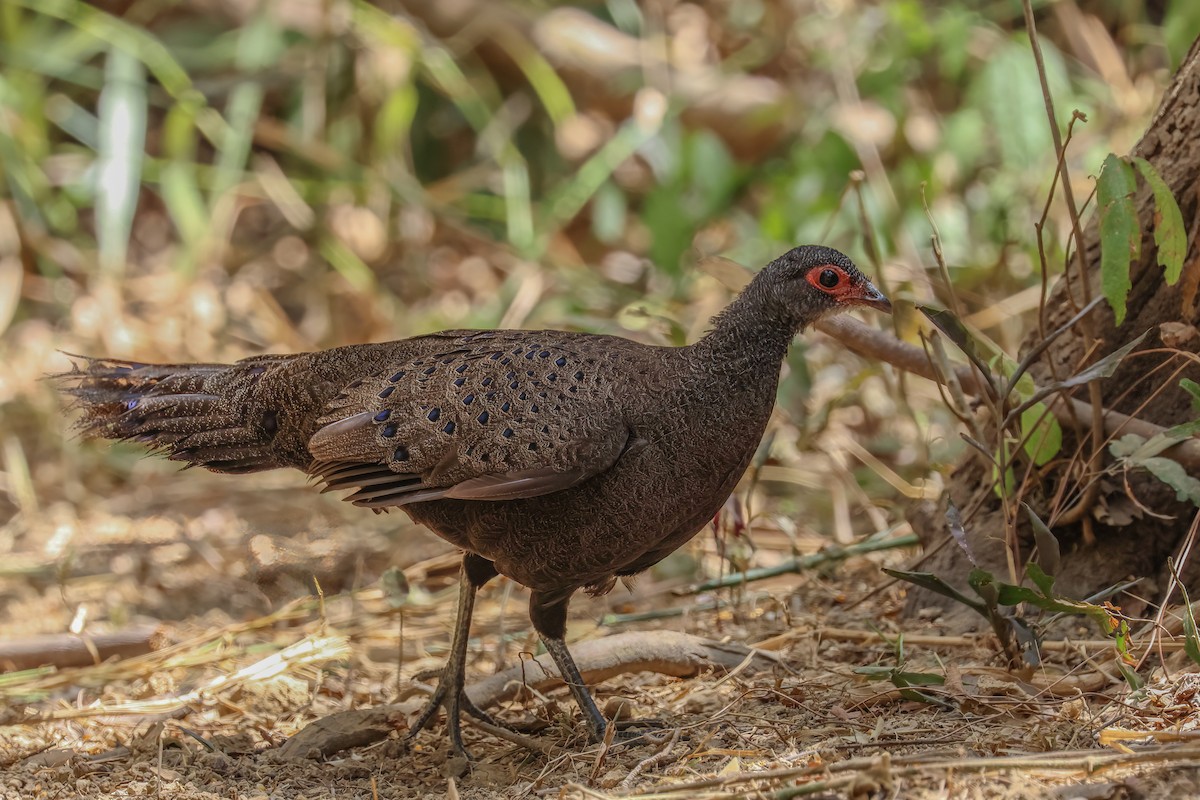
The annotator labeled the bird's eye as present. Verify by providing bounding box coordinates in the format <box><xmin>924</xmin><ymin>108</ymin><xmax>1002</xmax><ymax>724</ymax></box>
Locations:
<box><xmin>818</xmin><ymin>269</ymin><xmax>840</xmax><ymax>288</ymax></box>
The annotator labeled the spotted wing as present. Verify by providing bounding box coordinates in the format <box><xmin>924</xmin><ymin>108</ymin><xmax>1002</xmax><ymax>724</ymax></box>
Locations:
<box><xmin>306</xmin><ymin>331</ymin><xmax>635</xmax><ymax>509</ymax></box>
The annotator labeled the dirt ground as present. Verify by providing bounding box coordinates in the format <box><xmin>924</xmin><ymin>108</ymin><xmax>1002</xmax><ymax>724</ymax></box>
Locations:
<box><xmin>3</xmin><ymin>467</ymin><xmax>1200</xmax><ymax>800</ymax></box>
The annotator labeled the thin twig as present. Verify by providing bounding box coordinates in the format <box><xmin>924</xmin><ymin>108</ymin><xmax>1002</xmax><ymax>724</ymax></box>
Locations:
<box><xmin>815</xmin><ymin>318</ymin><xmax>1200</xmax><ymax>472</ymax></box>
<box><xmin>1021</xmin><ymin>0</ymin><xmax>1106</xmax><ymax>533</ymax></box>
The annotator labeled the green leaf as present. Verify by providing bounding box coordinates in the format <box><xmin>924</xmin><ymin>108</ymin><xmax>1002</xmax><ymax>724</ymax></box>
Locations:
<box><xmin>1097</xmin><ymin>154</ymin><xmax>1139</xmax><ymax>326</ymax></box>
<box><xmin>918</xmin><ymin>305</ymin><xmax>995</xmax><ymax>388</ymax></box>
<box><xmin>853</xmin><ymin>665</ymin><xmax>899</xmax><ymax>678</ymax></box>
<box><xmin>1115</xmin><ymin>660</ymin><xmax>1145</xmax><ymax>690</ymax></box>
<box><xmin>236</xmin><ymin>12</ymin><xmax>287</xmax><ymax>71</ymax></box>
<box><xmin>591</xmin><ymin>181</ymin><xmax>627</xmax><ymax>244</ymax></box>
<box><xmin>990</xmin><ymin>439</ymin><xmax>1015</xmax><ymax>499</ymax></box>
<box><xmin>1169</xmin><ymin>559</ymin><xmax>1200</xmax><ymax>667</ymax></box>
<box><xmin>319</xmin><ymin>236</ymin><xmax>376</xmax><ymax>293</ymax></box>
<box><xmin>882</xmin><ymin>568</ymin><xmax>988</xmax><ymax>615</ymax></box>
<box><xmin>1182</xmin><ymin>379</ymin><xmax>1200</xmax><ymax>413</ymax></box>
<box><xmin>1031</xmin><ymin>331</ymin><xmax>1149</xmax><ymax>405</ymax></box>
<box><xmin>891</xmin><ymin>671</ymin><xmax>946</xmax><ymax>688</ymax></box>
<box><xmin>994</xmin><ymin>584</ymin><xmax>1099</xmax><ymax>616</ymax></box>
<box><xmin>1179</xmin><ymin>594</ymin><xmax>1200</xmax><ymax>667</ymax></box>
<box><xmin>96</xmin><ymin>45</ymin><xmax>147</xmax><ymax>276</ymax></box>
<box><xmin>968</xmin><ymin>567</ymin><xmax>999</xmax><ymax>608</ymax></box>
<box><xmin>1022</xmin><ymin>504</ymin><xmax>1060</xmax><ymax>579</ymax></box>
<box><xmin>1132</xmin><ymin>157</ymin><xmax>1186</xmax><ymax>284</ymax></box>
<box><xmin>1109</xmin><ymin>433</ymin><xmax>1147</xmax><ymax>460</ymax></box>
<box><xmin>1019</xmin><ymin>402</ymin><xmax>1062</xmax><ymax>466</ymax></box>
<box><xmin>1112</xmin><ymin>420</ymin><xmax>1200</xmax><ymax>463</ymax></box>
<box><xmin>994</xmin><ymin>583</ymin><xmax>1038</xmax><ymax>606</ymax></box>
<box><xmin>210</xmin><ymin>81</ymin><xmax>262</xmax><ymax>208</ymax></box>
<box><xmin>1025</xmin><ymin>562</ymin><xmax>1056</xmax><ymax>598</ymax></box>
<box><xmin>1165</xmin><ymin>418</ymin><xmax>1200</xmax><ymax>440</ymax></box>
<box><xmin>1139</xmin><ymin>457</ymin><xmax>1200</xmax><ymax>505</ymax></box>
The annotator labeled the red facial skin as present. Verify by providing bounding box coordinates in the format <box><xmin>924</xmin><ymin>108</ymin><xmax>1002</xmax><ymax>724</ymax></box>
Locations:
<box><xmin>804</xmin><ymin>265</ymin><xmax>892</xmax><ymax>312</ymax></box>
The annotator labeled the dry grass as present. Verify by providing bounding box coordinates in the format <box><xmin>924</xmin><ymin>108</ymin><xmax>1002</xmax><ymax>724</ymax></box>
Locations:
<box><xmin>3</xmin><ymin>1</ymin><xmax>1200</xmax><ymax>797</ymax></box>
<box><xmin>3</xmin><ymin>492</ymin><xmax>1200</xmax><ymax>798</ymax></box>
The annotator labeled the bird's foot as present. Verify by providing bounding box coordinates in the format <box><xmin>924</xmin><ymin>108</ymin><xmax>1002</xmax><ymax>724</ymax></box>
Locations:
<box><xmin>405</xmin><ymin>684</ymin><xmax>497</xmax><ymax>762</ymax></box>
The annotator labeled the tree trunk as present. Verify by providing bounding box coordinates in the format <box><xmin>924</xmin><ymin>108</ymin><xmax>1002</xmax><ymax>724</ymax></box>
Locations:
<box><xmin>908</xmin><ymin>37</ymin><xmax>1200</xmax><ymax>628</ymax></box>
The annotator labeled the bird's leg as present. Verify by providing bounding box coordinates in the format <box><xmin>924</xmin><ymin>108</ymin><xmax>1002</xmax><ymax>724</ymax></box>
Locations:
<box><xmin>529</xmin><ymin>590</ymin><xmax>610</xmax><ymax>742</ymax></box>
<box><xmin>406</xmin><ymin>553</ymin><xmax>498</xmax><ymax>759</ymax></box>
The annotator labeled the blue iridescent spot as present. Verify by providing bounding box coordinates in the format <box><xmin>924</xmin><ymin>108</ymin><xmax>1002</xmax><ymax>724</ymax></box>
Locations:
<box><xmin>393</xmin><ymin>445</ymin><xmax>410</xmax><ymax>461</ymax></box>
<box><xmin>509</xmin><ymin>381</ymin><xmax>519</xmax><ymax>389</ymax></box>
<box><xmin>442</xmin><ymin>357</ymin><xmax>455</xmax><ymax>364</ymax></box>
<box><xmin>530</xmin><ymin>404</ymin><xmax>539</xmax><ymax>413</ymax></box>
<box><xmin>382</xmin><ymin>424</ymin><xmax>397</xmax><ymax>437</ymax></box>
<box><xmin>519</xmin><ymin>392</ymin><xmax>528</xmax><ymax>401</ymax></box>
<box><xmin>506</xmin><ymin>371</ymin><xmax>516</xmax><ymax>380</ymax></box>
<box><xmin>463</xmin><ymin>394</ymin><xmax>475</xmax><ymax>405</ymax></box>
<box><xmin>539</xmin><ymin>350</ymin><xmax>550</xmax><ymax>359</ymax></box>
<box><xmin>374</xmin><ymin>410</ymin><xmax>391</xmax><ymax>422</ymax></box>
<box><xmin>528</xmin><ymin>442</ymin><xmax>538</xmax><ymax>451</ymax></box>
<box><xmin>502</xmin><ymin>427</ymin><xmax>513</xmax><ymax>438</ymax></box>
<box><xmin>555</xmin><ymin>356</ymin><xmax>567</xmax><ymax>367</ymax></box>
<box><xmin>539</xmin><ymin>391</ymin><xmax>548</xmax><ymax>398</ymax></box>
<box><xmin>486</xmin><ymin>391</ymin><xmax>496</xmax><ymax>400</ymax></box>
<box><xmin>482</xmin><ymin>377</ymin><xmax>493</xmax><ymax>387</ymax></box>
<box><xmin>574</xmin><ymin>371</ymin><xmax>584</xmax><ymax>380</ymax></box>
<box><xmin>569</xmin><ymin>386</ymin><xmax>578</xmax><ymax>393</ymax></box>
<box><xmin>453</xmin><ymin>377</ymin><xmax>466</xmax><ymax>387</ymax></box>
<box><xmin>348</xmin><ymin>379</ymin><xmax>363</xmax><ymax>389</ymax></box>
<box><xmin>490</xmin><ymin>352</ymin><xmax>503</xmax><ymax>360</ymax></box>
<box><xmin>390</xmin><ymin>371</ymin><xmax>406</xmax><ymax>382</ymax></box>
<box><xmin>423</xmin><ymin>366</ymin><xmax>437</xmax><ymax>375</ymax></box>
<box><xmin>501</xmin><ymin>358</ymin><xmax>511</xmax><ymax>365</ymax></box>
<box><xmin>378</xmin><ymin>386</ymin><xmax>394</xmax><ymax>399</ymax></box>
<box><xmin>456</xmin><ymin>363</ymin><xmax>469</xmax><ymax>373</ymax></box>
<box><xmin>126</xmin><ymin>398</ymin><xmax>140</xmax><ymax>410</ymax></box>
<box><xmin>512</xmin><ymin>347</ymin><xmax>522</xmax><ymax>355</ymax></box>
<box><xmin>443</xmin><ymin>421</ymin><xmax>456</xmax><ymax>434</ymax></box>
<box><xmin>547</xmin><ymin>373</ymin><xmax>557</xmax><ymax>382</ymax></box>
<box><xmin>477</xmin><ymin>411</ymin><xmax>489</xmax><ymax>424</ymax></box>
<box><xmin>427</xmin><ymin>408</ymin><xmax>441</xmax><ymax>422</ymax></box>
<box><xmin>526</xmin><ymin>370</ymin><xmax>535</xmax><ymax>377</ymax></box>
<box><xmin>501</xmin><ymin>401</ymin><xmax>511</xmax><ymax>412</ymax></box>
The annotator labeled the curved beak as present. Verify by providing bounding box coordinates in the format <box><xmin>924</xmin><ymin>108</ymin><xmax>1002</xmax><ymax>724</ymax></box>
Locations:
<box><xmin>855</xmin><ymin>280</ymin><xmax>893</xmax><ymax>313</ymax></box>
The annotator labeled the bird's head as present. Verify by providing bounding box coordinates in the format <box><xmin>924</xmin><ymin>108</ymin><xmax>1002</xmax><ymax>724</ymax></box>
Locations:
<box><xmin>756</xmin><ymin>245</ymin><xmax>892</xmax><ymax>329</ymax></box>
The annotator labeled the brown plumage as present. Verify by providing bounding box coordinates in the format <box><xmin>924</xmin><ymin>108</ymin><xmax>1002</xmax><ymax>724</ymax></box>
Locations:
<box><xmin>58</xmin><ymin>244</ymin><xmax>890</xmax><ymax>758</ymax></box>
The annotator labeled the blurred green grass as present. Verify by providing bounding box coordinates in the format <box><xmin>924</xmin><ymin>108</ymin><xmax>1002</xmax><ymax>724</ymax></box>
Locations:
<box><xmin>0</xmin><ymin>0</ymin><xmax>1194</xmax><ymax>533</ymax></box>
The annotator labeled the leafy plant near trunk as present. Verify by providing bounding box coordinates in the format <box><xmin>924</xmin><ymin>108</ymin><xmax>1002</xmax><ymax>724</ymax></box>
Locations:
<box><xmin>886</xmin><ymin>504</ymin><xmax>1142</xmax><ymax>684</ymax></box>
<box><xmin>1097</xmin><ymin>154</ymin><xmax>1187</xmax><ymax>326</ymax></box>
<box><xmin>1108</xmin><ymin>411</ymin><xmax>1200</xmax><ymax>507</ymax></box>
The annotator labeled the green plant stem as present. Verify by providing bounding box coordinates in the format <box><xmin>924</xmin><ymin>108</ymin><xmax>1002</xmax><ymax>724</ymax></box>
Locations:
<box><xmin>681</xmin><ymin>532</ymin><xmax>919</xmax><ymax>595</ymax></box>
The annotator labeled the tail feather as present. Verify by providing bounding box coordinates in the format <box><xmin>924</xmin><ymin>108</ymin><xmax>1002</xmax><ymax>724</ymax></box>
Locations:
<box><xmin>56</xmin><ymin>354</ymin><xmax>300</xmax><ymax>474</ymax></box>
